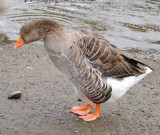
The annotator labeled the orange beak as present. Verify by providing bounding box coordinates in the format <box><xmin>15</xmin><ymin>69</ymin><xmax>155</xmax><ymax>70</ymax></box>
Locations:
<box><xmin>14</xmin><ymin>36</ymin><xmax>26</xmax><ymax>50</ymax></box>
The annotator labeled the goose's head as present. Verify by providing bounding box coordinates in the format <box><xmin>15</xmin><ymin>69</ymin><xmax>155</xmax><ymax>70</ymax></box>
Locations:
<box><xmin>14</xmin><ymin>19</ymin><xmax>64</xmax><ymax>49</ymax></box>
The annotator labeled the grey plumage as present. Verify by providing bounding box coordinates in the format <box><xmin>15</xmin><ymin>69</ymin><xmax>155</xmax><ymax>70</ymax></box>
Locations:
<box><xmin>16</xmin><ymin>19</ymin><xmax>152</xmax><ymax>105</ymax></box>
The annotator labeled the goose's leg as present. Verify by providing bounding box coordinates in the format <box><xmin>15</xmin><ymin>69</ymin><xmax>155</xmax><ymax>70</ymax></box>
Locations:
<box><xmin>70</xmin><ymin>104</ymin><xmax>94</xmax><ymax>116</ymax></box>
<box><xmin>79</xmin><ymin>104</ymin><xmax>101</xmax><ymax>121</ymax></box>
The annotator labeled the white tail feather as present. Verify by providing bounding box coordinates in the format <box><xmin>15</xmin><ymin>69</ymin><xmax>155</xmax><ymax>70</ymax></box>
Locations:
<box><xmin>106</xmin><ymin>67</ymin><xmax>152</xmax><ymax>102</ymax></box>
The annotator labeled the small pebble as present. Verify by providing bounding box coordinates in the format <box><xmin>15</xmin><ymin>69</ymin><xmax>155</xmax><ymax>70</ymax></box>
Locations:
<box><xmin>77</xmin><ymin>98</ymin><xmax>82</xmax><ymax>101</ymax></box>
<box><xmin>27</xmin><ymin>66</ymin><xmax>33</xmax><ymax>70</ymax></box>
<box><xmin>73</xmin><ymin>130</ymin><xmax>78</xmax><ymax>133</ymax></box>
<box><xmin>8</xmin><ymin>91</ymin><xmax>22</xmax><ymax>99</ymax></box>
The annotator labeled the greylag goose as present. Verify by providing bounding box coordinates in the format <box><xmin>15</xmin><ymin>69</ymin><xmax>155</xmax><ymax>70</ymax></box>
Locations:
<box><xmin>14</xmin><ymin>19</ymin><xmax>152</xmax><ymax>122</ymax></box>
<box><xmin>0</xmin><ymin>0</ymin><xmax>12</xmax><ymax>17</ymax></box>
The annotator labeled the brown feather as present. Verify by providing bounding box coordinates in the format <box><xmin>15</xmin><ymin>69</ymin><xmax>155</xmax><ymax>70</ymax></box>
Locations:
<box><xmin>78</xmin><ymin>29</ymin><xmax>147</xmax><ymax>78</ymax></box>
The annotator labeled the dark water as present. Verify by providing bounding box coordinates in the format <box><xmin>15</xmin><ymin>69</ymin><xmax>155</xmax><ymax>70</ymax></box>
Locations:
<box><xmin>0</xmin><ymin>0</ymin><xmax>160</xmax><ymax>53</ymax></box>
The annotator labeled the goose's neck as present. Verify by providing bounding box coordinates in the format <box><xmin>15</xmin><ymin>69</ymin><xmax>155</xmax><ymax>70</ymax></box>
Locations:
<box><xmin>43</xmin><ymin>30</ymin><xmax>69</xmax><ymax>55</ymax></box>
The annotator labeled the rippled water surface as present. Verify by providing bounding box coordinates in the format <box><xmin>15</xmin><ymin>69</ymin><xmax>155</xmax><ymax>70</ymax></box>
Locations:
<box><xmin>0</xmin><ymin>0</ymin><xmax>160</xmax><ymax>53</ymax></box>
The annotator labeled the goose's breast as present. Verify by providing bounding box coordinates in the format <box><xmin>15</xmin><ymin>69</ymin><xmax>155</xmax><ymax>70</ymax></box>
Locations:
<box><xmin>48</xmin><ymin>52</ymin><xmax>79</xmax><ymax>82</ymax></box>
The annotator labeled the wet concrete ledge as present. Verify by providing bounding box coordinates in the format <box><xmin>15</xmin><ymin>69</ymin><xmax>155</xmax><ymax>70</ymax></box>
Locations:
<box><xmin>0</xmin><ymin>43</ymin><xmax>160</xmax><ymax>135</ymax></box>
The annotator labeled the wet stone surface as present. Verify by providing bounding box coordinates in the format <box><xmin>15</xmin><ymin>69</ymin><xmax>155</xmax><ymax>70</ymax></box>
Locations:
<box><xmin>0</xmin><ymin>43</ymin><xmax>159</xmax><ymax>135</ymax></box>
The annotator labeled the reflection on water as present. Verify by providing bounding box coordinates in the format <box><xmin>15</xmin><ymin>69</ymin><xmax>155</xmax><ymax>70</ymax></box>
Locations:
<box><xmin>0</xmin><ymin>34</ymin><xmax>11</xmax><ymax>45</ymax></box>
<box><xmin>0</xmin><ymin>0</ymin><xmax>160</xmax><ymax>55</ymax></box>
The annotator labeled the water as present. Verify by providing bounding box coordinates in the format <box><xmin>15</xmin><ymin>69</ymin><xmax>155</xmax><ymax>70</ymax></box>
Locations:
<box><xmin>0</xmin><ymin>0</ymin><xmax>160</xmax><ymax>54</ymax></box>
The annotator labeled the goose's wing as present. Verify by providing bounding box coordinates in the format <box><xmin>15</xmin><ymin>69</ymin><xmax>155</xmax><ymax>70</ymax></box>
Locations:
<box><xmin>67</xmin><ymin>29</ymin><xmax>147</xmax><ymax>104</ymax></box>
<box><xmin>67</xmin><ymin>34</ymin><xmax>112</xmax><ymax>104</ymax></box>
<box><xmin>78</xmin><ymin>29</ymin><xmax>147</xmax><ymax>78</ymax></box>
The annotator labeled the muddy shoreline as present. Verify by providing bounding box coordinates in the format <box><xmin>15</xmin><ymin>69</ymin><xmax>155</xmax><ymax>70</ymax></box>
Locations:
<box><xmin>0</xmin><ymin>43</ymin><xmax>160</xmax><ymax>135</ymax></box>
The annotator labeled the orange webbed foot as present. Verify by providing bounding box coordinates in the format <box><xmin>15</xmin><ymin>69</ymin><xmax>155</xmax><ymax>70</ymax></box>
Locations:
<box><xmin>70</xmin><ymin>104</ymin><xmax>94</xmax><ymax>116</ymax></box>
<box><xmin>79</xmin><ymin>104</ymin><xmax>101</xmax><ymax>122</ymax></box>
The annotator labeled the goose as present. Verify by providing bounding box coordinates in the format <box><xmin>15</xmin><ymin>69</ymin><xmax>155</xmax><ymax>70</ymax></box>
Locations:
<box><xmin>0</xmin><ymin>0</ymin><xmax>12</xmax><ymax>17</ymax></box>
<box><xmin>14</xmin><ymin>19</ymin><xmax>152</xmax><ymax>122</ymax></box>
